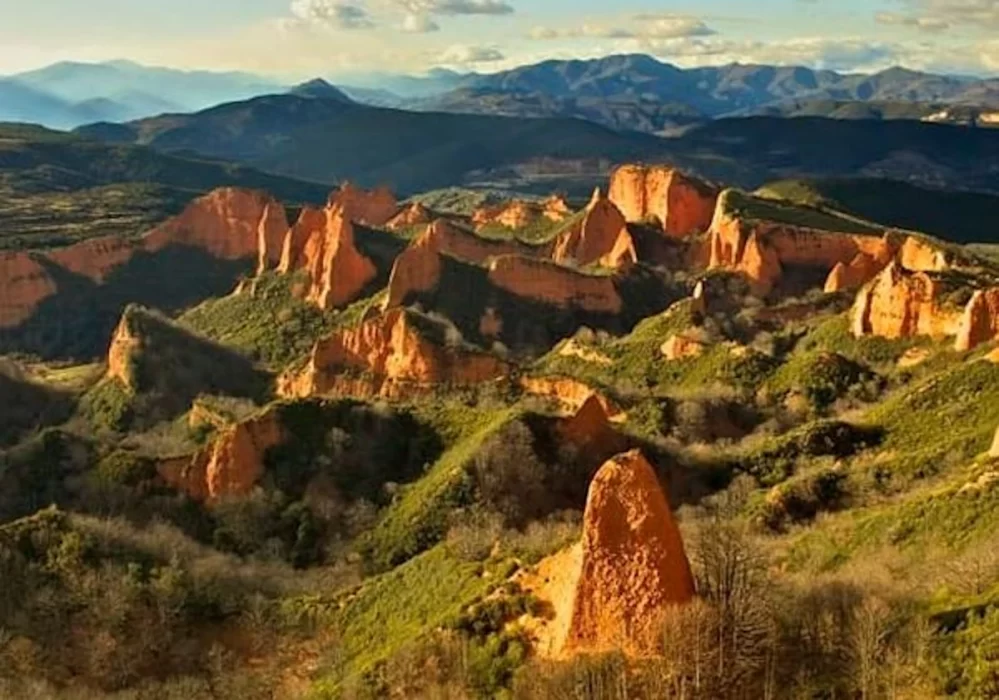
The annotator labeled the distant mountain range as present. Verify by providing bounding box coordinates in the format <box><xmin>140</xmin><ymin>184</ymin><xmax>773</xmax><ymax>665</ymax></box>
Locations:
<box><xmin>5</xmin><ymin>56</ymin><xmax>999</xmax><ymax>134</ymax></box>
<box><xmin>0</xmin><ymin>60</ymin><xmax>283</xmax><ymax>129</ymax></box>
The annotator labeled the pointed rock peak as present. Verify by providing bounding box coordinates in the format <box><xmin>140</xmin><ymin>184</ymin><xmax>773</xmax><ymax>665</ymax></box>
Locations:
<box><xmin>290</xmin><ymin>78</ymin><xmax>353</xmax><ymax>103</ymax></box>
<box><xmin>588</xmin><ymin>186</ymin><xmax>606</xmax><ymax>208</ymax></box>
<box><xmin>565</xmin><ymin>449</ymin><xmax>694</xmax><ymax>656</ymax></box>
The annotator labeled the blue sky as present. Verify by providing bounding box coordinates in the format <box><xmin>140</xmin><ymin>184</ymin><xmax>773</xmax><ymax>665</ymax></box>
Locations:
<box><xmin>1</xmin><ymin>0</ymin><xmax>998</xmax><ymax>77</ymax></box>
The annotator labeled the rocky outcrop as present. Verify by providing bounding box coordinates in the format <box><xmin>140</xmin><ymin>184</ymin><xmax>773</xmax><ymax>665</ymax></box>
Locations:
<box><xmin>564</xmin><ymin>450</ymin><xmax>694</xmax><ymax>656</ymax></box>
<box><xmin>556</xmin><ymin>394</ymin><xmax>628</xmax><ymax>454</ymax></box>
<box><xmin>661</xmin><ymin>333</ymin><xmax>707</xmax><ymax>360</ymax></box>
<box><xmin>278</xmin><ymin>308</ymin><xmax>509</xmax><ymax>398</ymax></box>
<box><xmin>383</xmin><ymin>228</ymin><xmax>445</xmax><ymax>309</ymax></box>
<box><xmin>955</xmin><ymin>288</ymin><xmax>999</xmax><ymax>352</ymax></box>
<box><xmin>609</xmin><ymin>165</ymin><xmax>719</xmax><ymax>238</ymax></box>
<box><xmin>277</xmin><ymin>204</ymin><xmax>378</xmax><ymax>310</ymax></box>
<box><xmin>158</xmin><ymin>408</ymin><xmax>284</xmax><ymax>502</ymax></box>
<box><xmin>824</xmin><ymin>253</ymin><xmax>884</xmax><ymax>293</ymax></box>
<box><xmin>553</xmin><ymin>188</ymin><xmax>637</xmax><ymax>269</ymax></box>
<box><xmin>851</xmin><ymin>261</ymin><xmax>964</xmax><ymax>340</ymax></box>
<box><xmin>520</xmin><ymin>376</ymin><xmax>624</xmax><ymax>420</ymax></box>
<box><xmin>328</xmin><ymin>182</ymin><xmax>398</xmax><ymax>227</ymax></box>
<box><xmin>0</xmin><ymin>188</ymin><xmax>289</xmax><ymax>330</ymax></box>
<box><xmin>472</xmin><ymin>196</ymin><xmax>572</xmax><ymax>231</ymax></box>
<box><xmin>487</xmin><ymin>256</ymin><xmax>623</xmax><ymax>314</ymax></box>
<box><xmin>899</xmin><ymin>236</ymin><xmax>951</xmax><ymax>273</ymax></box>
<box><xmin>708</xmin><ymin>190</ymin><xmax>896</xmax><ymax>295</ymax></box>
<box><xmin>105</xmin><ymin>312</ymin><xmax>142</xmax><ymax>388</ymax></box>
<box><xmin>386</xmin><ymin>202</ymin><xmax>433</xmax><ymax>231</ymax></box>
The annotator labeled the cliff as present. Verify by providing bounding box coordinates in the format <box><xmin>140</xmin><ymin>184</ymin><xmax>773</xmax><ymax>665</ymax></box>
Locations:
<box><xmin>278</xmin><ymin>308</ymin><xmax>509</xmax><ymax>398</ymax></box>
<box><xmin>158</xmin><ymin>408</ymin><xmax>284</xmax><ymax>502</ymax></box>
<box><xmin>520</xmin><ymin>376</ymin><xmax>624</xmax><ymax>420</ymax></box>
<box><xmin>708</xmin><ymin>190</ymin><xmax>896</xmax><ymax>295</ymax></box>
<box><xmin>955</xmin><ymin>288</ymin><xmax>999</xmax><ymax>351</ymax></box>
<box><xmin>106</xmin><ymin>312</ymin><xmax>142</xmax><ymax>389</ymax></box>
<box><xmin>564</xmin><ymin>450</ymin><xmax>694</xmax><ymax>656</ymax></box>
<box><xmin>328</xmin><ymin>182</ymin><xmax>398</xmax><ymax>227</ymax></box>
<box><xmin>487</xmin><ymin>256</ymin><xmax>623</xmax><ymax>315</ymax></box>
<box><xmin>0</xmin><ymin>188</ymin><xmax>288</xmax><ymax>331</ymax></box>
<box><xmin>386</xmin><ymin>202</ymin><xmax>433</xmax><ymax>231</ymax></box>
<box><xmin>609</xmin><ymin>165</ymin><xmax>719</xmax><ymax>238</ymax></box>
<box><xmin>851</xmin><ymin>261</ymin><xmax>964</xmax><ymax>340</ymax></box>
<box><xmin>276</xmin><ymin>203</ymin><xmax>378</xmax><ymax>309</ymax></box>
<box><xmin>472</xmin><ymin>195</ymin><xmax>572</xmax><ymax>231</ymax></box>
<box><xmin>553</xmin><ymin>188</ymin><xmax>637</xmax><ymax>269</ymax></box>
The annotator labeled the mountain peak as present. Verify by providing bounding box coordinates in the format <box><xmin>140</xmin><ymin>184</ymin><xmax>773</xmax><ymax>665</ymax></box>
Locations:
<box><xmin>291</xmin><ymin>79</ymin><xmax>354</xmax><ymax>103</ymax></box>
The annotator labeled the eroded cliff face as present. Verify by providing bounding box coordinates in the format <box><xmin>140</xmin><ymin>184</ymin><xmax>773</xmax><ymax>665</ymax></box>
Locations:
<box><xmin>564</xmin><ymin>449</ymin><xmax>694</xmax><ymax>656</ymax></box>
<box><xmin>1</xmin><ymin>188</ymin><xmax>289</xmax><ymax>330</ymax></box>
<box><xmin>708</xmin><ymin>190</ymin><xmax>896</xmax><ymax>295</ymax></box>
<box><xmin>487</xmin><ymin>256</ymin><xmax>623</xmax><ymax>314</ymax></box>
<box><xmin>609</xmin><ymin>165</ymin><xmax>719</xmax><ymax>238</ymax></box>
<box><xmin>158</xmin><ymin>408</ymin><xmax>284</xmax><ymax>502</ymax></box>
<box><xmin>106</xmin><ymin>312</ymin><xmax>142</xmax><ymax>388</ymax></box>
<box><xmin>553</xmin><ymin>188</ymin><xmax>637</xmax><ymax>269</ymax></box>
<box><xmin>520</xmin><ymin>376</ymin><xmax>624</xmax><ymax>420</ymax></box>
<box><xmin>276</xmin><ymin>204</ymin><xmax>378</xmax><ymax>309</ymax></box>
<box><xmin>0</xmin><ymin>252</ymin><xmax>59</xmax><ymax>328</ymax></box>
<box><xmin>899</xmin><ymin>236</ymin><xmax>951</xmax><ymax>273</ymax></box>
<box><xmin>386</xmin><ymin>202</ymin><xmax>433</xmax><ymax>231</ymax></box>
<box><xmin>661</xmin><ymin>332</ymin><xmax>707</xmax><ymax>360</ymax></box>
<box><xmin>851</xmin><ymin>261</ymin><xmax>964</xmax><ymax>340</ymax></box>
<box><xmin>328</xmin><ymin>182</ymin><xmax>398</xmax><ymax>227</ymax></box>
<box><xmin>472</xmin><ymin>196</ymin><xmax>572</xmax><ymax>231</ymax></box>
<box><xmin>278</xmin><ymin>308</ymin><xmax>509</xmax><ymax>398</ymax></box>
<box><xmin>556</xmin><ymin>394</ymin><xmax>628</xmax><ymax>455</ymax></box>
<box><xmin>955</xmin><ymin>288</ymin><xmax>999</xmax><ymax>351</ymax></box>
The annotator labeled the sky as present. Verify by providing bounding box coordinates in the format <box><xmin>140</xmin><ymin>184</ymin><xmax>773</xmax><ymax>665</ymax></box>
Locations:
<box><xmin>1</xmin><ymin>0</ymin><xmax>999</xmax><ymax>78</ymax></box>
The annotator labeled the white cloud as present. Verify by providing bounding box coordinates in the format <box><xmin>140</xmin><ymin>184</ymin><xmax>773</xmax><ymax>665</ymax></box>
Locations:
<box><xmin>889</xmin><ymin>0</ymin><xmax>999</xmax><ymax>30</ymax></box>
<box><xmin>438</xmin><ymin>44</ymin><xmax>505</xmax><ymax>65</ymax></box>
<box><xmin>290</xmin><ymin>0</ymin><xmax>375</xmax><ymax>29</ymax></box>
<box><xmin>529</xmin><ymin>14</ymin><xmax>715</xmax><ymax>42</ymax></box>
<box><xmin>402</xmin><ymin>13</ymin><xmax>440</xmax><ymax>32</ymax></box>
<box><xmin>391</xmin><ymin>0</ymin><xmax>513</xmax><ymax>16</ymax></box>
<box><xmin>875</xmin><ymin>12</ymin><xmax>950</xmax><ymax>32</ymax></box>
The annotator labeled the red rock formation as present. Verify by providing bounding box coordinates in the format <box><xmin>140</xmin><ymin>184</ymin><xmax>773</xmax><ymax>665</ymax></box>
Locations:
<box><xmin>472</xmin><ymin>196</ymin><xmax>572</xmax><ymax>231</ymax></box>
<box><xmin>303</xmin><ymin>206</ymin><xmax>377</xmax><ymax>310</ymax></box>
<box><xmin>278</xmin><ymin>308</ymin><xmax>509</xmax><ymax>398</ymax></box>
<box><xmin>520</xmin><ymin>376</ymin><xmax>624</xmax><ymax>421</ymax></box>
<box><xmin>487</xmin><ymin>256</ymin><xmax>623</xmax><ymax>314</ymax></box>
<box><xmin>553</xmin><ymin>188</ymin><xmax>637</xmax><ymax>269</ymax></box>
<box><xmin>383</xmin><ymin>228</ymin><xmax>444</xmax><ymax>309</ymax></box>
<box><xmin>899</xmin><ymin>236</ymin><xmax>950</xmax><ymax>273</ymax></box>
<box><xmin>158</xmin><ymin>408</ymin><xmax>284</xmax><ymax>502</ymax></box>
<box><xmin>105</xmin><ymin>312</ymin><xmax>142</xmax><ymax>388</ymax></box>
<box><xmin>609</xmin><ymin>165</ymin><xmax>719</xmax><ymax>238</ymax></box>
<box><xmin>328</xmin><ymin>182</ymin><xmax>398</xmax><ymax>226</ymax></box>
<box><xmin>386</xmin><ymin>202</ymin><xmax>433</xmax><ymax>231</ymax></box>
<box><xmin>556</xmin><ymin>394</ymin><xmax>628</xmax><ymax>454</ymax></box>
<box><xmin>382</xmin><ymin>220</ymin><xmax>544</xmax><ymax>310</ymax></box>
<box><xmin>708</xmin><ymin>190</ymin><xmax>896</xmax><ymax>295</ymax></box>
<box><xmin>564</xmin><ymin>450</ymin><xmax>694</xmax><ymax>656</ymax></box>
<box><xmin>479</xmin><ymin>307</ymin><xmax>503</xmax><ymax>337</ymax></box>
<box><xmin>851</xmin><ymin>261</ymin><xmax>964</xmax><ymax>340</ymax></box>
<box><xmin>955</xmin><ymin>288</ymin><xmax>999</xmax><ymax>351</ymax></box>
<box><xmin>0</xmin><ymin>252</ymin><xmax>59</xmax><ymax>328</ymax></box>
<box><xmin>277</xmin><ymin>204</ymin><xmax>378</xmax><ymax>310</ymax></box>
<box><xmin>0</xmin><ymin>188</ymin><xmax>289</xmax><ymax>330</ymax></box>
<box><xmin>824</xmin><ymin>253</ymin><xmax>883</xmax><ymax>293</ymax></box>
<box><xmin>661</xmin><ymin>333</ymin><xmax>707</xmax><ymax>360</ymax></box>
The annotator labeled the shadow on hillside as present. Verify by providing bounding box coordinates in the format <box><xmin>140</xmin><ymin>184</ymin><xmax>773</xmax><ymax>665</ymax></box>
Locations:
<box><xmin>0</xmin><ymin>245</ymin><xmax>253</xmax><ymax>360</ymax></box>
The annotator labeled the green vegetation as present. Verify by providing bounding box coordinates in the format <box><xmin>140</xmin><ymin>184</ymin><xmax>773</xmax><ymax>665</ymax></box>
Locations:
<box><xmin>179</xmin><ymin>273</ymin><xmax>366</xmax><ymax>370</ymax></box>
<box><xmin>759</xmin><ymin>177</ymin><xmax>999</xmax><ymax>245</ymax></box>
<box><xmin>723</xmin><ymin>188</ymin><xmax>884</xmax><ymax>235</ymax></box>
<box><xmin>0</xmin><ymin>123</ymin><xmax>328</xmax><ymax>250</ymax></box>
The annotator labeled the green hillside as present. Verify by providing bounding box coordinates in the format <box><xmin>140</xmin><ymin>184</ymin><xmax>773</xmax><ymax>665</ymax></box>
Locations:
<box><xmin>0</xmin><ymin>123</ymin><xmax>328</xmax><ymax>250</ymax></box>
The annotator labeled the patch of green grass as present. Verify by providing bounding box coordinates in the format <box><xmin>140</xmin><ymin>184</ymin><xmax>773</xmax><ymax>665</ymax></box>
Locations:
<box><xmin>179</xmin><ymin>272</ymin><xmax>368</xmax><ymax>370</ymax></box>
<box><xmin>357</xmin><ymin>405</ymin><xmax>521</xmax><ymax>572</ymax></box>
<box><xmin>764</xmin><ymin>351</ymin><xmax>874</xmax><ymax>409</ymax></box>
<box><xmin>310</xmin><ymin>545</ymin><xmax>502</xmax><ymax>695</ymax></box>
<box><xmin>723</xmin><ymin>188</ymin><xmax>884</xmax><ymax>235</ymax></box>
<box><xmin>796</xmin><ymin>314</ymin><xmax>927</xmax><ymax>370</ymax></box>
<box><xmin>862</xmin><ymin>359</ymin><xmax>999</xmax><ymax>481</ymax></box>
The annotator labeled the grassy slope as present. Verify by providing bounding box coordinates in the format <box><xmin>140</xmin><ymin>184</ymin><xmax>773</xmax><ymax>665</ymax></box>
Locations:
<box><xmin>758</xmin><ymin>177</ymin><xmax>999</xmax><ymax>245</ymax></box>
